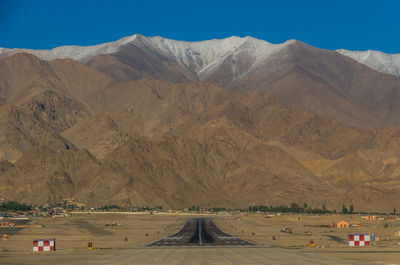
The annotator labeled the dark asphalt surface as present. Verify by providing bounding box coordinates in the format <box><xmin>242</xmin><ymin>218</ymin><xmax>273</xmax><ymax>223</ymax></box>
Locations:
<box><xmin>147</xmin><ymin>218</ymin><xmax>257</xmax><ymax>247</ymax></box>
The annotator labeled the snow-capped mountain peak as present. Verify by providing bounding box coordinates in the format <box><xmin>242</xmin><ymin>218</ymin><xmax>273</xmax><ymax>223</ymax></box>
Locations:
<box><xmin>2</xmin><ymin>34</ymin><xmax>400</xmax><ymax>79</ymax></box>
<box><xmin>0</xmin><ymin>34</ymin><xmax>292</xmax><ymax>83</ymax></box>
<box><xmin>337</xmin><ymin>49</ymin><xmax>400</xmax><ymax>77</ymax></box>
<box><xmin>0</xmin><ymin>34</ymin><xmax>139</xmax><ymax>62</ymax></box>
<box><xmin>0</xmin><ymin>34</ymin><xmax>298</xmax><ymax>73</ymax></box>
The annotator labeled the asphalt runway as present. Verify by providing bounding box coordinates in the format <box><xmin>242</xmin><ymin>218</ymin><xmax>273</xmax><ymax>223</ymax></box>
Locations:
<box><xmin>147</xmin><ymin>218</ymin><xmax>256</xmax><ymax>247</ymax></box>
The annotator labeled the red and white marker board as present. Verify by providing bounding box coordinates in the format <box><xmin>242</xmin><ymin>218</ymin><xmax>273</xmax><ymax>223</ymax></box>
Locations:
<box><xmin>348</xmin><ymin>233</ymin><xmax>370</xmax><ymax>246</ymax></box>
<box><xmin>33</xmin><ymin>238</ymin><xmax>56</xmax><ymax>252</ymax></box>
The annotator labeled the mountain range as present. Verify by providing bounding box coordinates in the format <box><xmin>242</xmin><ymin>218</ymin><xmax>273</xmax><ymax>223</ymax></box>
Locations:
<box><xmin>0</xmin><ymin>35</ymin><xmax>400</xmax><ymax>212</ymax></box>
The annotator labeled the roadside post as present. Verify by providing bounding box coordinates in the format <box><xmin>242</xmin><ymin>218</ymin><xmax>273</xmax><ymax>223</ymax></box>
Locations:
<box><xmin>371</xmin><ymin>233</ymin><xmax>375</xmax><ymax>246</ymax></box>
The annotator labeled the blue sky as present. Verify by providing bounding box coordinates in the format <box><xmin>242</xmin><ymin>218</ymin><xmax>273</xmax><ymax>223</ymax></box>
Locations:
<box><xmin>0</xmin><ymin>0</ymin><xmax>399</xmax><ymax>53</ymax></box>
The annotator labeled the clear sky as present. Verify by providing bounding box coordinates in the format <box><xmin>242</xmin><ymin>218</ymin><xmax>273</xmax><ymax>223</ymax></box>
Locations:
<box><xmin>0</xmin><ymin>0</ymin><xmax>399</xmax><ymax>53</ymax></box>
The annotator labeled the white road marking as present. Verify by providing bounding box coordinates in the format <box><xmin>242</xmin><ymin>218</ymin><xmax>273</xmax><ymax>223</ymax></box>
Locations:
<box><xmin>218</xmin><ymin>236</ymin><xmax>237</xmax><ymax>239</ymax></box>
<box><xmin>165</xmin><ymin>236</ymin><xmax>182</xmax><ymax>240</ymax></box>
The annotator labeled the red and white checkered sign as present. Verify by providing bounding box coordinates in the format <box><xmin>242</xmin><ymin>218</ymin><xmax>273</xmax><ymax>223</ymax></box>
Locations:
<box><xmin>33</xmin><ymin>239</ymin><xmax>55</xmax><ymax>252</ymax></box>
<box><xmin>348</xmin><ymin>233</ymin><xmax>370</xmax><ymax>246</ymax></box>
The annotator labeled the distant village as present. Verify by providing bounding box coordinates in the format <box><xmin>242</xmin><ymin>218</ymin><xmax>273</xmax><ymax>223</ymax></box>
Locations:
<box><xmin>1</xmin><ymin>198</ymin><xmax>398</xmax><ymax>221</ymax></box>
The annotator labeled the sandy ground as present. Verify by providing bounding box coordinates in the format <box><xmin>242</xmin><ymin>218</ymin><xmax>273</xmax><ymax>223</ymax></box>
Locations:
<box><xmin>0</xmin><ymin>213</ymin><xmax>399</xmax><ymax>264</ymax></box>
<box><xmin>214</xmin><ymin>213</ymin><xmax>400</xmax><ymax>264</ymax></box>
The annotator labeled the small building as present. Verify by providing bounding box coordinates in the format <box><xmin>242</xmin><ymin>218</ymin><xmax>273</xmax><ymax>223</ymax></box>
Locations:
<box><xmin>363</xmin><ymin>215</ymin><xmax>377</xmax><ymax>221</ymax></box>
<box><xmin>336</xmin><ymin>220</ymin><xmax>350</xmax><ymax>228</ymax></box>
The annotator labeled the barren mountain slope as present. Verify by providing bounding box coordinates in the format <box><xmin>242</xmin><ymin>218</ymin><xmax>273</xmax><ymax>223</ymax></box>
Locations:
<box><xmin>62</xmin><ymin>80</ymin><xmax>367</xmax><ymax>160</ymax></box>
<box><xmin>228</xmin><ymin>40</ymin><xmax>400</xmax><ymax>128</ymax></box>
<box><xmin>84</xmin><ymin>36</ymin><xmax>400</xmax><ymax>128</ymax></box>
<box><xmin>60</xmin><ymin>79</ymin><xmax>400</xmax><ymax>211</ymax></box>
<box><xmin>11</xmin><ymin>103</ymin><xmax>400</xmax><ymax>211</ymax></box>
<box><xmin>0</xmin><ymin>53</ymin><xmax>116</xmax><ymax>113</ymax></box>
<box><xmin>3</xmin><ymin>124</ymin><xmax>341</xmax><ymax>209</ymax></box>
<box><xmin>0</xmin><ymin>146</ymin><xmax>101</xmax><ymax>205</ymax></box>
<box><xmin>1</xmin><ymin>53</ymin><xmax>400</xmax><ymax>211</ymax></box>
<box><xmin>0</xmin><ymin>96</ymin><xmax>75</xmax><ymax>163</ymax></box>
<box><xmin>0</xmin><ymin>53</ymin><xmax>66</xmax><ymax>104</ymax></box>
<box><xmin>4</xmin><ymin>36</ymin><xmax>400</xmax><ymax>129</ymax></box>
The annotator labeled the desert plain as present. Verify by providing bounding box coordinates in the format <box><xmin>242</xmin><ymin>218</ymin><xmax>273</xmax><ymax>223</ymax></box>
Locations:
<box><xmin>0</xmin><ymin>212</ymin><xmax>399</xmax><ymax>264</ymax></box>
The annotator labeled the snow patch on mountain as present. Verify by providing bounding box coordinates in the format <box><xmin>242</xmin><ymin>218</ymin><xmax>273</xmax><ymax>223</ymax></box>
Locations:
<box><xmin>146</xmin><ymin>35</ymin><xmax>251</xmax><ymax>72</ymax></box>
<box><xmin>134</xmin><ymin>35</ymin><xmax>288</xmax><ymax>80</ymax></box>
<box><xmin>3</xmin><ymin>34</ymin><xmax>400</xmax><ymax>80</ymax></box>
<box><xmin>0</xmin><ymin>34</ymin><xmax>300</xmax><ymax>80</ymax></box>
<box><xmin>0</xmin><ymin>34</ymin><xmax>288</xmax><ymax>72</ymax></box>
<box><xmin>0</xmin><ymin>34</ymin><xmax>139</xmax><ymax>62</ymax></box>
<box><xmin>337</xmin><ymin>49</ymin><xmax>400</xmax><ymax>77</ymax></box>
